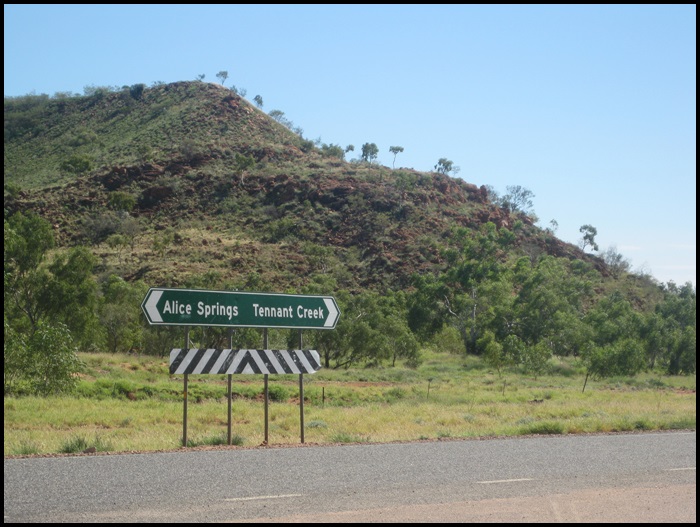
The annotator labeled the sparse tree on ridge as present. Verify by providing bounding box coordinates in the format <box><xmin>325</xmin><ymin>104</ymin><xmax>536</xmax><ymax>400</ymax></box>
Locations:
<box><xmin>253</xmin><ymin>95</ymin><xmax>263</xmax><ymax>108</ymax></box>
<box><xmin>196</xmin><ymin>74</ymin><xmax>205</xmax><ymax>81</ymax></box>
<box><xmin>500</xmin><ymin>185</ymin><xmax>535</xmax><ymax>215</ymax></box>
<box><xmin>216</xmin><ymin>71</ymin><xmax>229</xmax><ymax>86</ymax></box>
<box><xmin>361</xmin><ymin>143</ymin><xmax>379</xmax><ymax>166</ymax></box>
<box><xmin>600</xmin><ymin>245</ymin><xmax>631</xmax><ymax>278</ymax></box>
<box><xmin>389</xmin><ymin>146</ymin><xmax>404</xmax><ymax>169</ymax></box>
<box><xmin>435</xmin><ymin>158</ymin><xmax>453</xmax><ymax>175</ymax></box>
<box><xmin>321</xmin><ymin>143</ymin><xmax>345</xmax><ymax>159</ymax></box>
<box><xmin>579</xmin><ymin>224</ymin><xmax>599</xmax><ymax>252</ymax></box>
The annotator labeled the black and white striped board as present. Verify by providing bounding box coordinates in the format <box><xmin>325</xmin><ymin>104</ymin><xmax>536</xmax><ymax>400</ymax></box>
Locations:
<box><xmin>169</xmin><ymin>348</ymin><xmax>322</xmax><ymax>375</ymax></box>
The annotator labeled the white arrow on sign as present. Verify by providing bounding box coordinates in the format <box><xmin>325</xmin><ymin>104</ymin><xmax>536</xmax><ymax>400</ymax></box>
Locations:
<box><xmin>144</xmin><ymin>290</ymin><xmax>163</xmax><ymax>322</ymax></box>
<box><xmin>323</xmin><ymin>298</ymin><xmax>339</xmax><ymax>328</ymax></box>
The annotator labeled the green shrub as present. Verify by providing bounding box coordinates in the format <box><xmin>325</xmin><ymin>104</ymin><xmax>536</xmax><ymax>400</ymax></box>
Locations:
<box><xmin>267</xmin><ymin>384</ymin><xmax>289</xmax><ymax>402</ymax></box>
<box><xmin>520</xmin><ymin>421</ymin><xmax>565</xmax><ymax>435</ymax></box>
<box><xmin>4</xmin><ymin>320</ymin><xmax>84</xmax><ymax>397</ymax></box>
<box><xmin>186</xmin><ymin>433</ymin><xmax>245</xmax><ymax>447</ymax></box>
<box><xmin>664</xmin><ymin>417</ymin><xmax>696</xmax><ymax>430</ymax></box>
<box><xmin>11</xmin><ymin>440</ymin><xmax>41</xmax><ymax>456</ymax></box>
<box><xmin>384</xmin><ymin>387</ymin><xmax>407</xmax><ymax>402</ymax></box>
<box><xmin>60</xmin><ymin>154</ymin><xmax>92</xmax><ymax>174</ymax></box>
<box><xmin>129</xmin><ymin>84</ymin><xmax>145</xmax><ymax>100</ymax></box>
<box><xmin>59</xmin><ymin>434</ymin><xmax>112</xmax><ymax>453</ymax></box>
<box><xmin>330</xmin><ymin>432</ymin><xmax>365</xmax><ymax>444</ymax></box>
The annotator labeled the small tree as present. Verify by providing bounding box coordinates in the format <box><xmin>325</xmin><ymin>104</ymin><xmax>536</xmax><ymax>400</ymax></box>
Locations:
<box><xmin>28</xmin><ymin>321</ymin><xmax>85</xmax><ymax>395</ymax></box>
<box><xmin>233</xmin><ymin>152</ymin><xmax>256</xmax><ymax>186</ymax></box>
<box><xmin>361</xmin><ymin>143</ymin><xmax>379</xmax><ymax>166</ymax></box>
<box><xmin>99</xmin><ymin>275</ymin><xmax>146</xmax><ymax>354</ymax></box>
<box><xmin>106</xmin><ymin>234</ymin><xmax>129</xmax><ymax>264</ymax></box>
<box><xmin>389</xmin><ymin>146</ymin><xmax>404</xmax><ymax>169</ymax></box>
<box><xmin>500</xmin><ymin>185</ymin><xmax>535</xmax><ymax>215</ymax></box>
<box><xmin>580</xmin><ymin>339</ymin><xmax>646</xmax><ymax>392</ymax></box>
<box><xmin>253</xmin><ymin>95</ymin><xmax>263</xmax><ymax>108</ymax></box>
<box><xmin>118</xmin><ymin>216</ymin><xmax>142</xmax><ymax>261</ymax></box>
<box><xmin>434</xmin><ymin>158</ymin><xmax>453</xmax><ymax>175</ymax></box>
<box><xmin>153</xmin><ymin>229</ymin><xmax>174</xmax><ymax>260</ymax></box>
<box><xmin>196</xmin><ymin>74</ymin><xmax>205</xmax><ymax>81</ymax></box>
<box><xmin>321</xmin><ymin>143</ymin><xmax>345</xmax><ymax>159</ymax></box>
<box><xmin>216</xmin><ymin>71</ymin><xmax>229</xmax><ymax>86</ymax></box>
<box><xmin>4</xmin><ymin>318</ymin><xmax>84</xmax><ymax>396</ymax></box>
<box><xmin>600</xmin><ymin>245</ymin><xmax>631</xmax><ymax>278</ymax></box>
<box><xmin>129</xmin><ymin>83</ymin><xmax>145</xmax><ymax>100</ymax></box>
<box><xmin>579</xmin><ymin>224</ymin><xmax>599</xmax><ymax>252</ymax></box>
<box><xmin>481</xmin><ymin>330</ymin><xmax>509</xmax><ymax>377</ymax></box>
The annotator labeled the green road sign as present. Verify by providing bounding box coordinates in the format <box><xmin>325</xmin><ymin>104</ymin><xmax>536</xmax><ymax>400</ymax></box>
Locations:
<box><xmin>141</xmin><ymin>288</ymin><xmax>340</xmax><ymax>329</ymax></box>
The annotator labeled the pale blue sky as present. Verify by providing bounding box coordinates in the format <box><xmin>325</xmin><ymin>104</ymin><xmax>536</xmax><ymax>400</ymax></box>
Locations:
<box><xmin>5</xmin><ymin>4</ymin><xmax>696</xmax><ymax>287</ymax></box>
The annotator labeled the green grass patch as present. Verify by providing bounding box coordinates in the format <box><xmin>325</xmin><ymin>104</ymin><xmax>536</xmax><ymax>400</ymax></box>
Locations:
<box><xmin>4</xmin><ymin>352</ymin><xmax>695</xmax><ymax>456</ymax></box>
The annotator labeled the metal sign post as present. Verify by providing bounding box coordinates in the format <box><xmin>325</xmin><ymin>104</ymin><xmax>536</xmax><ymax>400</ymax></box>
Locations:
<box><xmin>263</xmin><ymin>329</ymin><xmax>269</xmax><ymax>445</ymax></box>
<box><xmin>299</xmin><ymin>330</ymin><xmax>306</xmax><ymax>443</ymax></box>
<box><xmin>182</xmin><ymin>327</ymin><xmax>190</xmax><ymax>447</ymax></box>
<box><xmin>227</xmin><ymin>328</ymin><xmax>233</xmax><ymax>445</ymax></box>
<box><xmin>144</xmin><ymin>288</ymin><xmax>338</xmax><ymax>448</ymax></box>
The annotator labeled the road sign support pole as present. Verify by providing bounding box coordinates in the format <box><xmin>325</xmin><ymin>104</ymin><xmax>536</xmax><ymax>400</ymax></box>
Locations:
<box><xmin>299</xmin><ymin>330</ymin><xmax>305</xmax><ymax>444</ymax></box>
<box><xmin>227</xmin><ymin>328</ymin><xmax>233</xmax><ymax>445</ymax></box>
<box><xmin>263</xmin><ymin>328</ymin><xmax>269</xmax><ymax>445</ymax></box>
<box><xmin>182</xmin><ymin>327</ymin><xmax>190</xmax><ymax>447</ymax></box>
<box><xmin>148</xmin><ymin>288</ymin><xmax>338</xmax><ymax>449</ymax></box>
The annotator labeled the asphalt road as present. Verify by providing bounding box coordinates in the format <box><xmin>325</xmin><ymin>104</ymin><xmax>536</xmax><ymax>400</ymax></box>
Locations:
<box><xmin>4</xmin><ymin>431</ymin><xmax>696</xmax><ymax>523</ymax></box>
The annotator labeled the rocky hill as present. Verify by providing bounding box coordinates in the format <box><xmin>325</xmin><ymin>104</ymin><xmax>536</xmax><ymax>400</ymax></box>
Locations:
<box><xmin>5</xmin><ymin>81</ymin><xmax>604</xmax><ymax>293</ymax></box>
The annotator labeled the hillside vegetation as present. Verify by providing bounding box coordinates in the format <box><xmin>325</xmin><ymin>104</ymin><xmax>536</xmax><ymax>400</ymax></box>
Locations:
<box><xmin>4</xmin><ymin>81</ymin><xmax>696</xmax><ymax>401</ymax></box>
<box><xmin>5</xmin><ymin>81</ymin><xmax>601</xmax><ymax>290</ymax></box>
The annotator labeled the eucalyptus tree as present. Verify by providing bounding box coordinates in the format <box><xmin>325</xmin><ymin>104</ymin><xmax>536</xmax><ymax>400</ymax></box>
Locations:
<box><xmin>436</xmin><ymin>222</ymin><xmax>515</xmax><ymax>355</ymax></box>
<box><xmin>506</xmin><ymin>255</ymin><xmax>597</xmax><ymax>374</ymax></box>
<box><xmin>406</xmin><ymin>272</ymin><xmax>446</xmax><ymax>344</ymax></box>
<box><xmin>579</xmin><ymin>224</ymin><xmax>599</xmax><ymax>252</ymax></box>
<box><xmin>651</xmin><ymin>282</ymin><xmax>696</xmax><ymax>374</ymax></box>
<box><xmin>361</xmin><ymin>143</ymin><xmax>379</xmax><ymax>166</ymax></box>
<box><xmin>499</xmin><ymin>185</ymin><xmax>535</xmax><ymax>215</ymax></box>
<box><xmin>216</xmin><ymin>70</ymin><xmax>229</xmax><ymax>86</ymax></box>
<box><xmin>4</xmin><ymin>319</ymin><xmax>84</xmax><ymax>396</ymax></box>
<box><xmin>512</xmin><ymin>255</ymin><xmax>592</xmax><ymax>348</ymax></box>
<box><xmin>6</xmin><ymin>213</ymin><xmax>99</xmax><ymax>347</ymax></box>
<box><xmin>4</xmin><ymin>213</ymin><xmax>97</xmax><ymax>394</ymax></box>
<box><xmin>389</xmin><ymin>146</ymin><xmax>404</xmax><ymax>169</ymax></box>
<box><xmin>600</xmin><ymin>245</ymin><xmax>631</xmax><ymax>278</ymax></box>
<box><xmin>98</xmin><ymin>275</ymin><xmax>148</xmax><ymax>354</ymax></box>
<box><xmin>434</xmin><ymin>158</ymin><xmax>453</xmax><ymax>175</ymax></box>
<box><xmin>321</xmin><ymin>143</ymin><xmax>345</xmax><ymax>159</ymax></box>
<box><xmin>579</xmin><ymin>291</ymin><xmax>646</xmax><ymax>390</ymax></box>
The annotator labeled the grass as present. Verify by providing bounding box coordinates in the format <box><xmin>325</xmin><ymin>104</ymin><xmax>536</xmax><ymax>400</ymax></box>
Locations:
<box><xmin>4</xmin><ymin>350</ymin><xmax>695</xmax><ymax>456</ymax></box>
